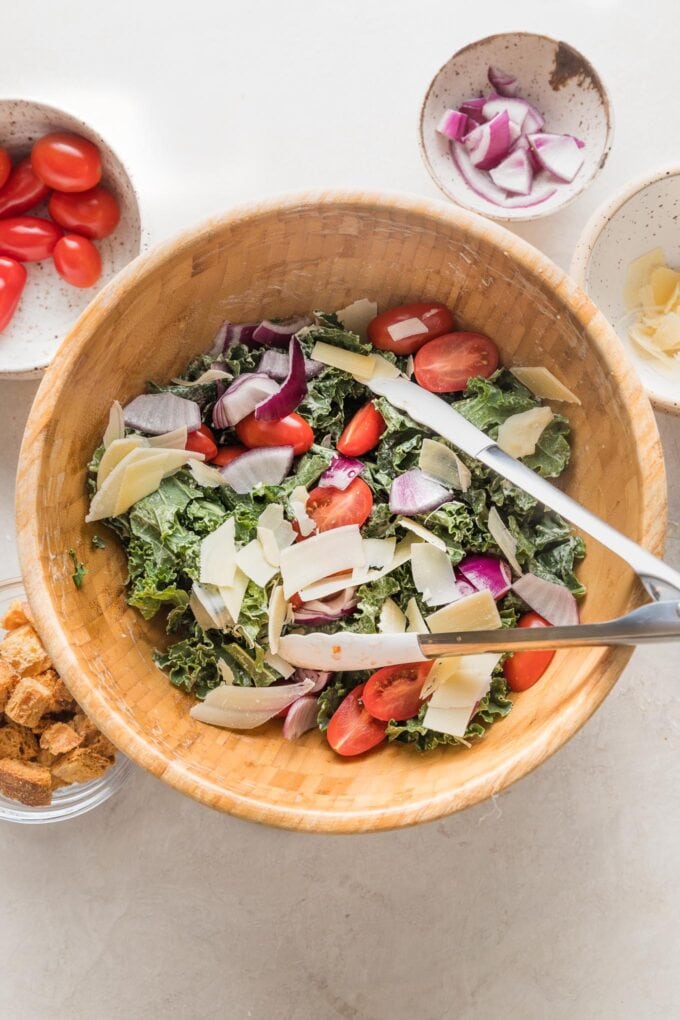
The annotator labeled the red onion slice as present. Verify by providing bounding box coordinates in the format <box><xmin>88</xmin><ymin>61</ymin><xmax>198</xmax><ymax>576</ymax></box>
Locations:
<box><xmin>512</xmin><ymin>572</ymin><xmax>579</xmax><ymax>626</ymax></box>
<box><xmin>251</xmin><ymin>316</ymin><xmax>311</xmax><ymax>347</ymax></box>
<box><xmin>255</xmin><ymin>337</ymin><xmax>308</xmax><ymax>422</ymax></box>
<box><xmin>458</xmin><ymin>554</ymin><xmax>512</xmax><ymax>601</ymax></box>
<box><xmin>124</xmin><ymin>393</ymin><xmax>201</xmax><ymax>435</ymax></box>
<box><xmin>528</xmin><ymin>133</ymin><xmax>585</xmax><ymax>183</ymax></box>
<box><xmin>292</xmin><ymin>668</ymin><xmax>333</xmax><ymax>694</ymax></box>
<box><xmin>464</xmin><ymin>111</ymin><xmax>512</xmax><ymax>170</ymax></box>
<box><xmin>487</xmin><ymin>65</ymin><xmax>519</xmax><ymax>98</ymax></box>
<box><xmin>451</xmin><ymin>143</ymin><xmax>558</xmax><ymax>209</ymax></box>
<box><xmin>318</xmin><ymin>455</ymin><xmax>364</xmax><ymax>492</ymax></box>
<box><xmin>459</xmin><ymin>97</ymin><xmax>487</xmax><ymax>124</ymax></box>
<box><xmin>219</xmin><ymin>445</ymin><xmax>294</xmax><ymax>494</ymax></box>
<box><xmin>294</xmin><ymin>587</ymin><xmax>358</xmax><ymax>624</ymax></box>
<box><xmin>437</xmin><ymin>109</ymin><xmax>469</xmax><ymax>141</ymax></box>
<box><xmin>282</xmin><ymin>694</ymin><xmax>319</xmax><ymax>740</ymax></box>
<box><xmin>210</xmin><ymin>321</ymin><xmax>259</xmax><ymax>355</ymax></box>
<box><xmin>489</xmin><ymin>148</ymin><xmax>533</xmax><ymax>196</ymax></box>
<box><xmin>389</xmin><ymin>469</ymin><xmax>452</xmax><ymax>516</ymax></box>
<box><xmin>212</xmin><ymin>372</ymin><xmax>280</xmax><ymax>429</ymax></box>
<box><xmin>258</xmin><ymin>347</ymin><xmax>323</xmax><ymax>381</ymax></box>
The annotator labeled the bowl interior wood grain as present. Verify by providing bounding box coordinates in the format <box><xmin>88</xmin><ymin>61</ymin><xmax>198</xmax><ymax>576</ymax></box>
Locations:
<box><xmin>16</xmin><ymin>192</ymin><xmax>665</xmax><ymax>832</ymax></box>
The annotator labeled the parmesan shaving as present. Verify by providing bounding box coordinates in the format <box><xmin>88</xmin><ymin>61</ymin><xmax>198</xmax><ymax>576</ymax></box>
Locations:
<box><xmin>625</xmin><ymin>249</ymin><xmax>680</xmax><ymax>376</ymax></box>
<box><xmin>396</xmin><ymin>517</ymin><xmax>446</xmax><ymax>550</ymax></box>
<box><xmin>199</xmin><ymin>518</ymin><xmax>236</xmax><ymax>588</ymax></box>
<box><xmin>102</xmin><ymin>400</ymin><xmax>125</xmax><ymax>448</ymax></box>
<box><xmin>236</xmin><ymin>540</ymin><xmax>279</xmax><ymax>588</ymax></box>
<box><xmin>419</xmin><ymin>438</ymin><xmax>471</xmax><ymax>492</ymax></box>
<box><xmin>218</xmin><ymin>568</ymin><xmax>248</xmax><ymax>625</ymax></box>
<box><xmin>264</xmin><ymin>651</ymin><xmax>296</xmax><ymax>679</ymax></box>
<box><xmin>279</xmin><ymin>524</ymin><xmax>365</xmax><ymax>599</ymax></box>
<box><xmin>188</xmin><ymin>460</ymin><xmax>224</xmax><ymax>488</ymax></box>
<box><xmin>497</xmin><ymin>406</ymin><xmax>553</xmax><ymax>459</ymax></box>
<box><xmin>487</xmin><ymin>507</ymin><xmax>522</xmax><ymax>575</ymax></box>
<box><xmin>171</xmin><ymin>368</ymin><xmax>230</xmax><ymax>386</ymax></box>
<box><xmin>336</xmin><ymin>298</ymin><xmax>378</xmax><ymax>339</ymax></box>
<box><xmin>358</xmin><ymin>537</ymin><xmax>396</xmax><ymax>572</ymax></box>
<box><xmin>310</xmin><ymin>341</ymin><xmax>376</xmax><ymax>378</ymax></box>
<box><xmin>299</xmin><ymin>537</ymin><xmax>413</xmax><ymax>601</ymax></box>
<box><xmin>426</xmin><ymin>589</ymin><xmax>502</xmax><ymax>634</ymax></box>
<box><xmin>510</xmin><ymin>367</ymin><xmax>580</xmax><ymax>405</ymax></box>
<box><xmin>268</xmin><ymin>584</ymin><xmax>287</xmax><ymax>655</ymax></box>
<box><xmin>379</xmin><ymin>598</ymin><xmax>407</xmax><ymax>634</ymax></box>
<box><xmin>405</xmin><ymin>597</ymin><xmax>429</xmax><ymax>634</ymax></box>
<box><xmin>147</xmin><ymin>426</ymin><xmax>189</xmax><ymax>449</ymax></box>
<box><xmin>422</xmin><ymin>653</ymin><xmax>501</xmax><ymax>737</ymax></box>
<box><xmin>97</xmin><ymin>436</ymin><xmax>145</xmax><ymax>489</ymax></box>
<box><xmin>386</xmin><ymin>316</ymin><xmax>428</xmax><ymax>342</ymax></box>
<box><xmin>352</xmin><ymin>353</ymin><xmax>401</xmax><ymax>382</ymax></box>
<box><xmin>289</xmin><ymin>485</ymin><xmax>316</xmax><ymax>537</ymax></box>
<box><xmin>190</xmin><ymin>582</ymin><xmax>232</xmax><ymax>631</ymax></box>
<box><xmin>257</xmin><ymin>504</ymin><xmax>296</xmax><ymax>566</ymax></box>
<box><xmin>410</xmin><ymin>543</ymin><xmax>458</xmax><ymax>607</ymax></box>
<box><xmin>217</xmin><ymin>659</ymin><xmax>235</xmax><ymax>685</ymax></box>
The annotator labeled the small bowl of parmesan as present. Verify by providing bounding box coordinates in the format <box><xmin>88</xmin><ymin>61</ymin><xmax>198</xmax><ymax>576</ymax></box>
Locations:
<box><xmin>571</xmin><ymin>165</ymin><xmax>680</xmax><ymax>415</ymax></box>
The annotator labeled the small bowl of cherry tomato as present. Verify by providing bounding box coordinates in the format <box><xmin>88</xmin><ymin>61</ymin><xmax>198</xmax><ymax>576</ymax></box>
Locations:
<box><xmin>0</xmin><ymin>98</ymin><xmax>142</xmax><ymax>378</ymax></box>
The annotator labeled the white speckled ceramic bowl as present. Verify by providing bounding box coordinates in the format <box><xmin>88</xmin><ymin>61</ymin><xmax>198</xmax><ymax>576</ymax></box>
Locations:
<box><xmin>0</xmin><ymin>98</ymin><xmax>142</xmax><ymax>379</ymax></box>
<box><xmin>571</xmin><ymin>166</ymin><xmax>680</xmax><ymax>416</ymax></box>
<box><xmin>419</xmin><ymin>32</ymin><xmax>613</xmax><ymax>222</ymax></box>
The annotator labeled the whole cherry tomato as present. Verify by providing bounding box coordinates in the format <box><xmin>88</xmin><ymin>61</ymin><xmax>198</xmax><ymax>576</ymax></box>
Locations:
<box><xmin>305</xmin><ymin>478</ymin><xmax>373</xmax><ymax>533</ymax></box>
<box><xmin>31</xmin><ymin>132</ymin><xmax>101</xmax><ymax>192</ymax></box>
<box><xmin>503</xmin><ymin>612</ymin><xmax>556</xmax><ymax>692</ymax></box>
<box><xmin>362</xmin><ymin>661</ymin><xmax>433</xmax><ymax>722</ymax></box>
<box><xmin>0</xmin><ymin>157</ymin><xmax>50</xmax><ymax>218</ymax></box>
<box><xmin>186</xmin><ymin>424</ymin><xmax>218</xmax><ymax>460</ymax></box>
<box><xmin>0</xmin><ymin>217</ymin><xmax>62</xmax><ymax>262</ymax></box>
<box><xmin>0</xmin><ymin>149</ymin><xmax>11</xmax><ymax>191</ymax></box>
<box><xmin>48</xmin><ymin>185</ymin><xmax>120</xmax><ymax>240</ymax></box>
<box><xmin>414</xmin><ymin>332</ymin><xmax>499</xmax><ymax>393</ymax></box>
<box><xmin>326</xmin><ymin>683</ymin><xmax>388</xmax><ymax>757</ymax></box>
<box><xmin>0</xmin><ymin>257</ymin><xmax>27</xmax><ymax>332</ymax></box>
<box><xmin>368</xmin><ymin>301</ymin><xmax>455</xmax><ymax>355</ymax></box>
<box><xmin>212</xmin><ymin>445</ymin><xmax>247</xmax><ymax>467</ymax></box>
<box><xmin>336</xmin><ymin>402</ymin><xmax>386</xmax><ymax>457</ymax></box>
<box><xmin>236</xmin><ymin>411</ymin><xmax>313</xmax><ymax>456</ymax></box>
<box><xmin>52</xmin><ymin>234</ymin><xmax>101</xmax><ymax>288</ymax></box>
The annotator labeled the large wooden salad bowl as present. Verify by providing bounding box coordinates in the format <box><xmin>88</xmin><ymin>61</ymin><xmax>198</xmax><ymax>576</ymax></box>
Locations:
<box><xmin>16</xmin><ymin>192</ymin><xmax>666</xmax><ymax>832</ymax></box>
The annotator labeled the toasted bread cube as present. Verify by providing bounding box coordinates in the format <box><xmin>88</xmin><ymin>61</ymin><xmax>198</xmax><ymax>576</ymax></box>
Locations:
<box><xmin>0</xmin><ymin>758</ymin><xmax>52</xmax><ymax>806</ymax></box>
<box><xmin>87</xmin><ymin>733</ymin><xmax>117</xmax><ymax>760</ymax></box>
<box><xmin>0</xmin><ymin>724</ymin><xmax>39</xmax><ymax>761</ymax></box>
<box><xmin>0</xmin><ymin>660</ymin><xmax>19</xmax><ymax>712</ymax></box>
<box><xmin>5</xmin><ymin>677</ymin><xmax>53</xmax><ymax>729</ymax></box>
<box><xmin>71</xmin><ymin>712</ymin><xmax>100</xmax><ymax>744</ymax></box>
<box><xmin>40</xmin><ymin>722</ymin><xmax>82</xmax><ymax>757</ymax></box>
<box><xmin>0</xmin><ymin>599</ymin><xmax>33</xmax><ymax>630</ymax></box>
<box><xmin>0</xmin><ymin>624</ymin><xmax>51</xmax><ymax>677</ymax></box>
<box><xmin>37</xmin><ymin>748</ymin><xmax>57</xmax><ymax>767</ymax></box>
<box><xmin>51</xmin><ymin>747</ymin><xmax>111</xmax><ymax>785</ymax></box>
<box><xmin>36</xmin><ymin>669</ymin><xmax>75</xmax><ymax>713</ymax></box>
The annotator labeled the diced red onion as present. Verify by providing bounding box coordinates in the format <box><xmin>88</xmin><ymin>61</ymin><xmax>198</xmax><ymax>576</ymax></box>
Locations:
<box><xmin>459</xmin><ymin>97</ymin><xmax>487</xmax><ymax>124</ymax></box>
<box><xmin>389</xmin><ymin>469</ymin><xmax>451</xmax><ymax>516</ymax></box>
<box><xmin>251</xmin><ymin>316</ymin><xmax>311</xmax><ymax>347</ymax></box>
<box><xmin>482</xmin><ymin>97</ymin><xmax>530</xmax><ymax>129</ymax></box>
<box><xmin>528</xmin><ymin>133</ymin><xmax>585</xmax><ymax>183</ymax></box>
<box><xmin>124</xmin><ymin>393</ymin><xmax>201</xmax><ymax>435</ymax></box>
<box><xmin>454</xmin><ymin>571</ymin><xmax>478</xmax><ymax>598</ymax></box>
<box><xmin>219</xmin><ymin>445</ymin><xmax>294</xmax><ymax>493</ymax></box>
<box><xmin>489</xmin><ymin>148</ymin><xmax>533</xmax><ymax>196</ymax></box>
<box><xmin>282</xmin><ymin>695</ymin><xmax>319</xmax><ymax>740</ymax></box>
<box><xmin>318</xmin><ymin>455</ymin><xmax>364</xmax><ymax>492</ymax></box>
<box><xmin>487</xmin><ymin>65</ymin><xmax>519</xmax><ymax>98</ymax></box>
<box><xmin>512</xmin><ymin>572</ymin><xmax>579</xmax><ymax>626</ymax></box>
<box><xmin>209</xmin><ymin>321</ymin><xmax>259</xmax><ymax>355</ymax></box>
<box><xmin>522</xmin><ymin>106</ymin><xmax>545</xmax><ymax>134</ymax></box>
<box><xmin>512</xmin><ymin>135</ymin><xmax>542</xmax><ymax>173</ymax></box>
<box><xmin>212</xmin><ymin>373</ymin><xmax>280</xmax><ymax>428</ymax></box>
<box><xmin>464</xmin><ymin>111</ymin><xmax>512</xmax><ymax>170</ymax></box>
<box><xmin>255</xmin><ymin>337</ymin><xmax>308</xmax><ymax>422</ymax></box>
<box><xmin>451</xmin><ymin>142</ymin><xmax>558</xmax><ymax>209</ymax></box>
<box><xmin>294</xmin><ymin>588</ymin><xmax>358</xmax><ymax>624</ymax></box>
<box><xmin>292</xmin><ymin>668</ymin><xmax>333</xmax><ymax>694</ymax></box>
<box><xmin>458</xmin><ymin>554</ymin><xmax>512</xmax><ymax>601</ymax></box>
<box><xmin>258</xmin><ymin>347</ymin><xmax>323</xmax><ymax>381</ymax></box>
<box><xmin>437</xmin><ymin>109</ymin><xmax>469</xmax><ymax>142</ymax></box>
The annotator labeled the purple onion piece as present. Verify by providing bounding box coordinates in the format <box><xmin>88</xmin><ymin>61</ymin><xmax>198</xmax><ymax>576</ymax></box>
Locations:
<box><xmin>219</xmin><ymin>445</ymin><xmax>294</xmax><ymax>494</ymax></box>
<box><xmin>292</xmin><ymin>669</ymin><xmax>333</xmax><ymax>694</ymax></box>
<box><xmin>210</xmin><ymin>321</ymin><xmax>259</xmax><ymax>354</ymax></box>
<box><xmin>123</xmin><ymin>393</ymin><xmax>201</xmax><ymax>435</ymax></box>
<box><xmin>512</xmin><ymin>573</ymin><xmax>579</xmax><ymax>626</ymax></box>
<box><xmin>459</xmin><ymin>97</ymin><xmax>487</xmax><ymax>124</ymax></box>
<box><xmin>458</xmin><ymin>554</ymin><xmax>512</xmax><ymax>601</ymax></box>
<box><xmin>318</xmin><ymin>456</ymin><xmax>364</xmax><ymax>492</ymax></box>
<box><xmin>255</xmin><ymin>337</ymin><xmax>308</xmax><ymax>422</ymax></box>
<box><xmin>212</xmin><ymin>373</ymin><xmax>279</xmax><ymax>429</ymax></box>
<box><xmin>282</xmin><ymin>695</ymin><xmax>319</xmax><ymax>740</ymax></box>
<box><xmin>258</xmin><ymin>348</ymin><xmax>324</xmax><ymax>381</ymax></box>
<box><xmin>389</xmin><ymin>469</ymin><xmax>451</xmax><ymax>516</ymax></box>
<box><xmin>251</xmin><ymin>316</ymin><xmax>312</xmax><ymax>347</ymax></box>
<box><xmin>487</xmin><ymin>65</ymin><xmax>519</xmax><ymax>98</ymax></box>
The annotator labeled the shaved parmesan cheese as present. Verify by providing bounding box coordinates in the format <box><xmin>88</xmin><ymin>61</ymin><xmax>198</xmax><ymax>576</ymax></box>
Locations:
<box><xmin>359</xmin><ymin>537</ymin><xmax>396</xmax><ymax>572</ymax></box>
<box><xmin>497</xmin><ymin>406</ymin><xmax>553</xmax><ymax>459</ymax></box>
<box><xmin>352</xmin><ymin>353</ymin><xmax>401</xmax><ymax>382</ymax></box>
<box><xmin>336</xmin><ymin>298</ymin><xmax>378</xmax><ymax>339</ymax></box>
<box><xmin>299</xmin><ymin>536</ymin><xmax>413</xmax><ymax>602</ymax></box>
<box><xmin>171</xmin><ymin>368</ymin><xmax>230</xmax><ymax>386</ymax></box>
<box><xmin>257</xmin><ymin>504</ymin><xmax>296</xmax><ymax>566</ymax></box>
<box><xmin>217</xmin><ymin>659</ymin><xmax>235</xmax><ymax>685</ymax></box>
<box><xmin>264</xmin><ymin>651</ymin><xmax>296</xmax><ymax>679</ymax></box>
<box><xmin>199</xmin><ymin>518</ymin><xmax>236</xmax><ymax>588</ymax></box>
<box><xmin>279</xmin><ymin>524</ymin><xmax>364</xmax><ymax>599</ymax></box>
<box><xmin>218</xmin><ymin>568</ymin><xmax>248</xmax><ymax>625</ymax></box>
<box><xmin>268</xmin><ymin>584</ymin><xmax>287</xmax><ymax>655</ymax></box>
<box><xmin>426</xmin><ymin>589</ymin><xmax>502</xmax><ymax>633</ymax></box>
<box><xmin>379</xmin><ymin>598</ymin><xmax>407</xmax><ymax>634</ymax></box>
<box><xmin>87</xmin><ymin>448</ymin><xmax>179</xmax><ymax>522</ymax></box>
<box><xmin>624</xmin><ymin>247</ymin><xmax>665</xmax><ymax>310</ymax></box>
<box><xmin>510</xmin><ymin>367</ymin><xmax>580</xmax><ymax>405</ymax></box>
<box><xmin>298</xmin><ymin>572</ymin><xmax>354</xmax><ymax>603</ymax></box>
<box><xmin>405</xmin><ymin>597</ymin><xmax>429</xmax><ymax>634</ymax></box>
<box><xmin>148</xmin><ymin>426</ymin><xmax>189</xmax><ymax>449</ymax></box>
<box><xmin>421</xmin><ymin>705</ymin><xmax>474</xmax><ymax>740</ymax></box>
<box><xmin>103</xmin><ymin>400</ymin><xmax>125</xmax><ymax>448</ymax></box>
<box><xmin>386</xmin><ymin>317</ymin><xmax>428</xmax><ymax>342</ymax></box>
<box><xmin>422</xmin><ymin>653</ymin><xmax>501</xmax><ymax>737</ymax></box>
<box><xmin>97</xmin><ymin>436</ymin><xmax>145</xmax><ymax>489</ymax></box>
<box><xmin>236</xmin><ymin>540</ymin><xmax>279</xmax><ymax>588</ymax></box>
<box><xmin>397</xmin><ymin>517</ymin><xmax>446</xmax><ymax>550</ymax></box>
<box><xmin>405</xmin><ymin>355</ymin><xmax>415</xmax><ymax>379</ymax></box>
<box><xmin>160</xmin><ymin>448</ymin><xmax>204</xmax><ymax>478</ymax></box>
<box><xmin>188</xmin><ymin>460</ymin><xmax>224</xmax><ymax>488</ymax></box>
<box><xmin>650</xmin><ymin>265</ymin><xmax>680</xmax><ymax>309</ymax></box>
<box><xmin>410</xmin><ymin>543</ymin><xmax>458</xmax><ymax>607</ymax></box>
<box><xmin>289</xmin><ymin>485</ymin><xmax>316</xmax><ymax>537</ymax></box>
<box><xmin>419</xmin><ymin>438</ymin><xmax>471</xmax><ymax>491</ymax></box>
<box><xmin>311</xmin><ymin>341</ymin><xmax>375</xmax><ymax>378</ymax></box>
<box><xmin>487</xmin><ymin>507</ymin><xmax>522</xmax><ymax>575</ymax></box>
<box><xmin>190</xmin><ymin>583</ymin><xmax>231</xmax><ymax>631</ymax></box>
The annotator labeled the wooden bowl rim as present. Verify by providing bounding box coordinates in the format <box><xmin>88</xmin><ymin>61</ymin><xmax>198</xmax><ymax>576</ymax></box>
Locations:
<box><xmin>16</xmin><ymin>189</ymin><xmax>666</xmax><ymax>832</ymax></box>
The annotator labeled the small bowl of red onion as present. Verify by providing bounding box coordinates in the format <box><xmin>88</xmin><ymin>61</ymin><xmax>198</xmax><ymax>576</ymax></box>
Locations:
<box><xmin>419</xmin><ymin>32</ymin><xmax>613</xmax><ymax>222</ymax></box>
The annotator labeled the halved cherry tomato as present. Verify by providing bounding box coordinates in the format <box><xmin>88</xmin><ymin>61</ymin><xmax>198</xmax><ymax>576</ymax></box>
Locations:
<box><xmin>0</xmin><ymin>257</ymin><xmax>27</xmax><ymax>332</ymax></box>
<box><xmin>414</xmin><ymin>331</ymin><xmax>499</xmax><ymax>393</ymax></box>
<box><xmin>236</xmin><ymin>411</ymin><xmax>313</xmax><ymax>456</ymax></box>
<box><xmin>0</xmin><ymin>150</ymin><xmax>11</xmax><ymax>191</ymax></box>
<box><xmin>52</xmin><ymin>234</ymin><xmax>101</xmax><ymax>287</ymax></box>
<box><xmin>48</xmin><ymin>185</ymin><xmax>120</xmax><ymax>239</ymax></box>
<box><xmin>0</xmin><ymin>216</ymin><xmax>62</xmax><ymax>262</ymax></box>
<box><xmin>327</xmin><ymin>683</ymin><xmax>388</xmax><ymax>756</ymax></box>
<box><xmin>337</xmin><ymin>402</ymin><xmax>386</xmax><ymax>457</ymax></box>
<box><xmin>31</xmin><ymin>132</ymin><xmax>101</xmax><ymax>192</ymax></box>
<box><xmin>186</xmin><ymin>424</ymin><xmax>217</xmax><ymax>460</ymax></box>
<box><xmin>306</xmin><ymin>477</ymin><xmax>373</xmax><ymax>533</ymax></box>
<box><xmin>212</xmin><ymin>444</ymin><xmax>247</xmax><ymax>467</ymax></box>
<box><xmin>362</xmin><ymin>661</ymin><xmax>433</xmax><ymax>721</ymax></box>
<box><xmin>503</xmin><ymin>612</ymin><xmax>555</xmax><ymax>692</ymax></box>
<box><xmin>0</xmin><ymin>157</ymin><xmax>50</xmax><ymax>218</ymax></box>
<box><xmin>368</xmin><ymin>301</ymin><xmax>455</xmax><ymax>355</ymax></box>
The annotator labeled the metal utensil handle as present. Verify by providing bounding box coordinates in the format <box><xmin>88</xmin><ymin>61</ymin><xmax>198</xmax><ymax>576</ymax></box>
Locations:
<box><xmin>419</xmin><ymin>601</ymin><xmax>680</xmax><ymax>658</ymax></box>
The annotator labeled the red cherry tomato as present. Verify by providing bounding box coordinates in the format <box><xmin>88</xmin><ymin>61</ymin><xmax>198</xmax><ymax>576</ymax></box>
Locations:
<box><xmin>0</xmin><ymin>257</ymin><xmax>27</xmax><ymax>332</ymax></box>
<box><xmin>362</xmin><ymin>661</ymin><xmax>434</xmax><ymax>722</ymax></box>
<box><xmin>0</xmin><ymin>150</ymin><xmax>11</xmax><ymax>191</ymax></box>
<box><xmin>306</xmin><ymin>477</ymin><xmax>373</xmax><ymax>533</ymax></box>
<box><xmin>186</xmin><ymin>424</ymin><xmax>218</xmax><ymax>461</ymax></box>
<box><xmin>52</xmin><ymin>234</ymin><xmax>101</xmax><ymax>288</ymax></box>
<box><xmin>0</xmin><ymin>157</ymin><xmax>50</xmax><ymax>218</ymax></box>
<box><xmin>368</xmin><ymin>301</ymin><xmax>455</xmax><ymax>355</ymax></box>
<box><xmin>48</xmin><ymin>185</ymin><xmax>120</xmax><ymax>240</ymax></box>
<box><xmin>337</xmin><ymin>402</ymin><xmax>386</xmax><ymax>457</ymax></box>
<box><xmin>0</xmin><ymin>217</ymin><xmax>62</xmax><ymax>262</ymax></box>
<box><xmin>503</xmin><ymin>612</ymin><xmax>556</xmax><ymax>692</ymax></box>
<box><xmin>236</xmin><ymin>411</ymin><xmax>313</xmax><ymax>456</ymax></box>
<box><xmin>326</xmin><ymin>683</ymin><xmax>388</xmax><ymax>757</ymax></box>
<box><xmin>31</xmin><ymin>132</ymin><xmax>101</xmax><ymax>193</ymax></box>
<box><xmin>414</xmin><ymin>331</ymin><xmax>499</xmax><ymax>393</ymax></box>
<box><xmin>212</xmin><ymin>444</ymin><xmax>247</xmax><ymax>467</ymax></box>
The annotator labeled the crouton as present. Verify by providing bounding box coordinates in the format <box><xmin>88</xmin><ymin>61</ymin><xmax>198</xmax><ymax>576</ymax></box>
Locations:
<box><xmin>0</xmin><ymin>624</ymin><xmax>51</xmax><ymax>677</ymax></box>
<box><xmin>71</xmin><ymin>711</ymin><xmax>100</xmax><ymax>744</ymax></box>
<box><xmin>86</xmin><ymin>733</ymin><xmax>117</xmax><ymax>760</ymax></box>
<box><xmin>0</xmin><ymin>758</ymin><xmax>52</xmax><ymax>806</ymax></box>
<box><xmin>40</xmin><ymin>722</ymin><xmax>82</xmax><ymax>757</ymax></box>
<box><xmin>4</xmin><ymin>676</ymin><xmax>53</xmax><ymax>728</ymax></box>
<box><xmin>0</xmin><ymin>660</ymin><xmax>19</xmax><ymax>712</ymax></box>
<box><xmin>37</xmin><ymin>748</ymin><xmax>57</xmax><ymax>767</ymax></box>
<box><xmin>51</xmin><ymin>746</ymin><xmax>111</xmax><ymax>785</ymax></box>
<box><xmin>0</xmin><ymin>724</ymin><xmax>38</xmax><ymax>761</ymax></box>
<box><xmin>36</xmin><ymin>669</ymin><xmax>75</xmax><ymax>713</ymax></box>
<box><xmin>0</xmin><ymin>599</ymin><xmax>33</xmax><ymax>630</ymax></box>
